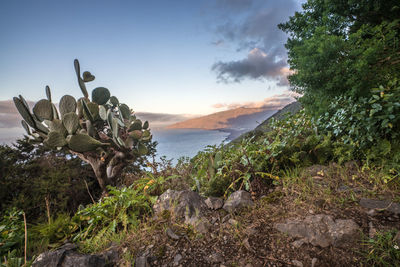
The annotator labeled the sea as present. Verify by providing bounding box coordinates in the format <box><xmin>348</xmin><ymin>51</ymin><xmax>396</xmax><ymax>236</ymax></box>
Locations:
<box><xmin>151</xmin><ymin>129</ymin><xmax>230</xmax><ymax>162</ymax></box>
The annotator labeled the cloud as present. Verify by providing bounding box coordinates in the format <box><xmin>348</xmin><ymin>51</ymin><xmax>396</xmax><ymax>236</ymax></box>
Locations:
<box><xmin>211</xmin><ymin>0</ymin><xmax>300</xmax><ymax>85</ymax></box>
<box><xmin>212</xmin><ymin>90</ymin><xmax>300</xmax><ymax>110</ymax></box>
<box><xmin>212</xmin><ymin>48</ymin><xmax>289</xmax><ymax>85</ymax></box>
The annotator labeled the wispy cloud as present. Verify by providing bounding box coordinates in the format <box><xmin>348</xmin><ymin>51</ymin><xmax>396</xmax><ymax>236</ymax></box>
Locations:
<box><xmin>212</xmin><ymin>90</ymin><xmax>299</xmax><ymax>110</ymax></box>
<box><xmin>211</xmin><ymin>0</ymin><xmax>300</xmax><ymax>85</ymax></box>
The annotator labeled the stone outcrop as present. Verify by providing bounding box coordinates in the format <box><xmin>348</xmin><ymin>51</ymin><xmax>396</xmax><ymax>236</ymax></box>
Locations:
<box><xmin>223</xmin><ymin>190</ymin><xmax>254</xmax><ymax>213</ymax></box>
<box><xmin>32</xmin><ymin>243</ymin><xmax>118</xmax><ymax>267</ymax></box>
<box><xmin>274</xmin><ymin>214</ymin><xmax>360</xmax><ymax>248</ymax></box>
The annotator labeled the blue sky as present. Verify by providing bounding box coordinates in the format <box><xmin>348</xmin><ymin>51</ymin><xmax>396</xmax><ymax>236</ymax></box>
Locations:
<box><xmin>0</xmin><ymin>0</ymin><xmax>303</xmax><ymax>142</ymax></box>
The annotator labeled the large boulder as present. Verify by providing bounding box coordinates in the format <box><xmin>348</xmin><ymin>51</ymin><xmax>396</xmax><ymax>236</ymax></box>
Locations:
<box><xmin>32</xmin><ymin>243</ymin><xmax>118</xmax><ymax>267</ymax></box>
<box><xmin>153</xmin><ymin>189</ymin><xmax>207</xmax><ymax>220</ymax></box>
<box><xmin>153</xmin><ymin>189</ymin><xmax>210</xmax><ymax>233</ymax></box>
<box><xmin>223</xmin><ymin>190</ymin><xmax>254</xmax><ymax>213</ymax></box>
<box><xmin>274</xmin><ymin>214</ymin><xmax>360</xmax><ymax>248</ymax></box>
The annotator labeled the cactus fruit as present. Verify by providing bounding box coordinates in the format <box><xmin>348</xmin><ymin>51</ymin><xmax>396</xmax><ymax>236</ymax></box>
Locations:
<box><xmin>14</xmin><ymin>59</ymin><xmax>152</xmax><ymax>194</ymax></box>
<box><xmin>92</xmin><ymin>87</ymin><xmax>110</xmax><ymax>105</ymax></box>
<box><xmin>59</xmin><ymin>95</ymin><xmax>77</xmax><ymax>117</ymax></box>
<box><xmin>33</xmin><ymin>99</ymin><xmax>53</xmax><ymax>121</ymax></box>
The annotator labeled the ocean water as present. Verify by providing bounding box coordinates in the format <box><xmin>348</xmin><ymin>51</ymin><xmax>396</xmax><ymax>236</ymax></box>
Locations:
<box><xmin>151</xmin><ymin>129</ymin><xmax>230</xmax><ymax>161</ymax></box>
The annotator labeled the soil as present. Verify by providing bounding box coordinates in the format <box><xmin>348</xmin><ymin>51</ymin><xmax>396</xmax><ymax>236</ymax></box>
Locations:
<box><xmin>121</xmin><ymin>164</ymin><xmax>400</xmax><ymax>267</ymax></box>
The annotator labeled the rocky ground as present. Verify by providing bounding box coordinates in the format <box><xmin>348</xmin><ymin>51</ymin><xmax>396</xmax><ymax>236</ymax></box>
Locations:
<box><xmin>33</xmin><ymin>164</ymin><xmax>400</xmax><ymax>267</ymax></box>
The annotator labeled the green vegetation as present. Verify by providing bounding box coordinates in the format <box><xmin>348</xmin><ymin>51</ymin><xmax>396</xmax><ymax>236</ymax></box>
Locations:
<box><xmin>1</xmin><ymin>1</ymin><xmax>399</xmax><ymax>265</ymax></box>
<box><xmin>362</xmin><ymin>230</ymin><xmax>400</xmax><ymax>266</ymax></box>
<box><xmin>13</xmin><ymin>59</ymin><xmax>153</xmax><ymax>194</ymax></box>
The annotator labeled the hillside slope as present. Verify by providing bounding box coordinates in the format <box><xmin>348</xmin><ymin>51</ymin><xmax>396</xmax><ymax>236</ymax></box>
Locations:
<box><xmin>231</xmin><ymin>101</ymin><xmax>302</xmax><ymax>144</ymax></box>
<box><xmin>166</xmin><ymin>107</ymin><xmax>275</xmax><ymax>130</ymax></box>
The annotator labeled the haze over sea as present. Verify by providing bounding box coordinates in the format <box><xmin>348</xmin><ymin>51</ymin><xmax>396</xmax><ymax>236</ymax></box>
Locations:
<box><xmin>152</xmin><ymin>129</ymin><xmax>230</xmax><ymax>162</ymax></box>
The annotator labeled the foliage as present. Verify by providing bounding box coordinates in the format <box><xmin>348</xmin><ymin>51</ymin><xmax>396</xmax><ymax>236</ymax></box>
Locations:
<box><xmin>0</xmin><ymin>138</ymin><xmax>99</xmax><ymax>221</ymax></box>
<box><xmin>72</xmin><ymin>184</ymin><xmax>156</xmax><ymax>243</ymax></box>
<box><xmin>189</xmin><ymin>110</ymin><xmax>338</xmax><ymax>197</ymax></box>
<box><xmin>362</xmin><ymin>230</ymin><xmax>400</xmax><ymax>266</ymax></box>
<box><xmin>316</xmin><ymin>79</ymin><xmax>400</xmax><ymax>165</ymax></box>
<box><xmin>13</xmin><ymin>59</ymin><xmax>153</xmax><ymax>192</ymax></box>
<box><xmin>0</xmin><ymin>209</ymin><xmax>25</xmax><ymax>259</ymax></box>
<box><xmin>279</xmin><ymin>0</ymin><xmax>400</xmax><ymax>114</ymax></box>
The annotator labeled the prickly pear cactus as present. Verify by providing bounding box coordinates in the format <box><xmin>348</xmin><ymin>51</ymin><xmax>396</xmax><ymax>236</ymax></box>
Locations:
<box><xmin>13</xmin><ymin>59</ymin><xmax>152</xmax><ymax>193</ymax></box>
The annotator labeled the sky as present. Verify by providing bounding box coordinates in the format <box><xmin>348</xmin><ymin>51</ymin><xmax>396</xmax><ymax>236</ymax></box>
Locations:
<box><xmin>0</xmin><ymin>0</ymin><xmax>304</xmax><ymax>143</ymax></box>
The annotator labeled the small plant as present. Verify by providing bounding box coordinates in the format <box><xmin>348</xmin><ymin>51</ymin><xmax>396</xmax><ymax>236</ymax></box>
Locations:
<box><xmin>13</xmin><ymin>59</ymin><xmax>153</xmax><ymax>194</ymax></box>
<box><xmin>362</xmin><ymin>230</ymin><xmax>400</xmax><ymax>266</ymax></box>
<box><xmin>0</xmin><ymin>209</ymin><xmax>25</xmax><ymax>260</ymax></box>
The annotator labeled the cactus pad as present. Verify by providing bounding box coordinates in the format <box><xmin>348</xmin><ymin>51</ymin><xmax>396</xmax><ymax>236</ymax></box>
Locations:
<box><xmin>49</xmin><ymin>119</ymin><xmax>68</xmax><ymax>136</ymax></box>
<box><xmin>13</xmin><ymin>97</ymin><xmax>36</xmax><ymax>129</ymax></box>
<box><xmin>83</xmin><ymin>71</ymin><xmax>95</xmax><ymax>82</ymax></box>
<box><xmin>33</xmin><ymin>99</ymin><xmax>53</xmax><ymax>121</ymax></box>
<box><xmin>59</xmin><ymin>95</ymin><xmax>77</xmax><ymax>116</ymax></box>
<box><xmin>129</xmin><ymin>120</ymin><xmax>142</xmax><ymax>131</ymax></box>
<box><xmin>62</xmin><ymin>112</ymin><xmax>80</xmax><ymax>135</ymax></box>
<box><xmin>44</xmin><ymin>131</ymin><xmax>67</xmax><ymax>148</ymax></box>
<box><xmin>92</xmin><ymin>87</ymin><xmax>110</xmax><ymax>105</ymax></box>
<box><xmin>137</xmin><ymin>142</ymin><xmax>148</xmax><ymax>155</ymax></box>
<box><xmin>130</xmin><ymin>130</ymin><xmax>142</xmax><ymax>139</ymax></box>
<box><xmin>119</xmin><ymin>104</ymin><xmax>130</xmax><ymax>120</ymax></box>
<box><xmin>143</xmin><ymin>121</ymin><xmax>149</xmax><ymax>129</ymax></box>
<box><xmin>21</xmin><ymin>120</ymin><xmax>31</xmax><ymax>135</ymax></box>
<box><xmin>109</xmin><ymin>96</ymin><xmax>119</xmax><ymax>106</ymax></box>
<box><xmin>45</xmin><ymin>86</ymin><xmax>52</xmax><ymax>102</ymax></box>
<box><xmin>68</xmin><ymin>133</ymin><xmax>106</xmax><ymax>153</ymax></box>
<box><xmin>99</xmin><ymin>105</ymin><xmax>107</xmax><ymax>121</ymax></box>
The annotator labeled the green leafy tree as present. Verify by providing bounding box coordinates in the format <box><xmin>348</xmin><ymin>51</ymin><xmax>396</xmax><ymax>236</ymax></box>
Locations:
<box><xmin>13</xmin><ymin>60</ymin><xmax>153</xmax><ymax>194</ymax></box>
<box><xmin>279</xmin><ymin>0</ymin><xmax>400</xmax><ymax>114</ymax></box>
<box><xmin>0</xmin><ymin>138</ymin><xmax>99</xmax><ymax>220</ymax></box>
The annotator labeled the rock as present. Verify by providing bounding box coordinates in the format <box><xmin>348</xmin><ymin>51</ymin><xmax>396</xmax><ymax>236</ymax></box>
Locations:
<box><xmin>32</xmin><ymin>243</ymin><xmax>119</xmax><ymax>267</ymax></box>
<box><xmin>186</xmin><ymin>217</ymin><xmax>211</xmax><ymax>233</ymax></box>
<box><xmin>166</xmin><ymin>228</ymin><xmax>180</xmax><ymax>240</ymax></box>
<box><xmin>135</xmin><ymin>256</ymin><xmax>150</xmax><ymax>267</ymax></box>
<box><xmin>208</xmin><ymin>252</ymin><xmax>224</xmax><ymax>263</ymax></box>
<box><xmin>360</xmin><ymin>198</ymin><xmax>400</xmax><ymax>215</ymax></box>
<box><xmin>311</xmin><ymin>258</ymin><xmax>318</xmax><ymax>267</ymax></box>
<box><xmin>153</xmin><ymin>189</ymin><xmax>207</xmax><ymax>221</ymax></box>
<box><xmin>223</xmin><ymin>190</ymin><xmax>254</xmax><ymax>213</ymax></box>
<box><xmin>291</xmin><ymin>260</ymin><xmax>303</xmax><ymax>267</ymax></box>
<box><xmin>291</xmin><ymin>239</ymin><xmax>306</xmax><ymax>248</ymax></box>
<box><xmin>173</xmin><ymin>254</ymin><xmax>182</xmax><ymax>266</ymax></box>
<box><xmin>274</xmin><ymin>214</ymin><xmax>360</xmax><ymax>248</ymax></box>
<box><xmin>205</xmin><ymin>197</ymin><xmax>224</xmax><ymax>210</ymax></box>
